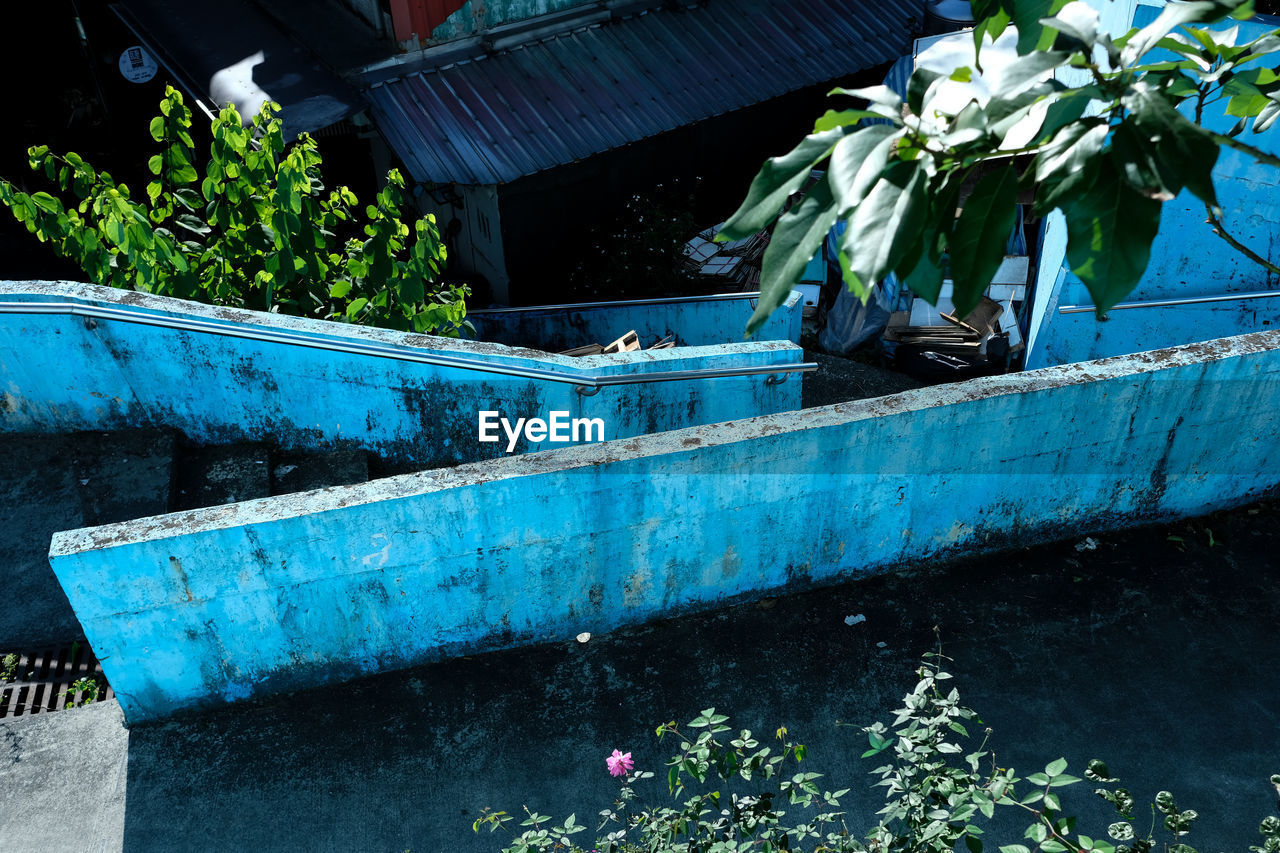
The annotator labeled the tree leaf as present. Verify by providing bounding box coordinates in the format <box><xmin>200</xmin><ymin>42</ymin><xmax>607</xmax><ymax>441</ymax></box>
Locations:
<box><xmin>992</xmin><ymin>50</ymin><xmax>1071</xmax><ymax>97</ymax></box>
<box><xmin>828</xmin><ymin>85</ymin><xmax>903</xmax><ymax>112</ymax></box>
<box><xmin>1041</xmin><ymin>1</ymin><xmax>1100</xmax><ymax>50</ymax></box>
<box><xmin>828</xmin><ymin>125</ymin><xmax>900</xmax><ymax>215</ymax></box>
<box><xmin>1110</xmin><ymin>121</ymin><xmax>1174</xmax><ymax>200</ymax></box>
<box><xmin>899</xmin><ymin>227</ymin><xmax>946</xmax><ymax>304</ymax></box>
<box><xmin>840</xmin><ymin>160</ymin><xmax>928</xmax><ymax>294</ymax></box>
<box><xmin>1255</xmin><ymin>97</ymin><xmax>1280</xmax><ymax>132</ymax></box>
<box><xmin>1062</xmin><ymin>157</ymin><xmax>1162</xmax><ymax>314</ymax></box>
<box><xmin>1124</xmin><ymin>83</ymin><xmax>1220</xmax><ymax>205</ymax></box>
<box><xmin>1121</xmin><ymin>0</ymin><xmax>1255</xmax><ymax>66</ymax></box>
<box><xmin>1034</xmin><ymin>120</ymin><xmax>1108</xmax><ymax>212</ymax></box>
<box><xmin>950</xmin><ymin>165</ymin><xmax>1018</xmax><ymax>317</ymax></box>
<box><xmin>908</xmin><ymin>68</ymin><xmax>945</xmax><ymax>116</ymax></box>
<box><xmin>718</xmin><ymin>127</ymin><xmax>849</xmax><ymax>241</ymax></box>
<box><xmin>973</xmin><ymin>9</ymin><xmax>1012</xmax><ymax>69</ymax></box>
<box><xmin>748</xmin><ymin>180</ymin><xmax>839</xmax><ymax>336</ymax></box>
<box><xmin>813</xmin><ymin>109</ymin><xmax>884</xmax><ymax>132</ymax></box>
<box><xmin>29</xmin><ymin>192</ymin><xmax>62</xmax><ymax>214</ymax></box>
<box><xmin>1009</xmin><ymin>0</ymin><xmax>1071</xmax><ymax>55</ymax></box>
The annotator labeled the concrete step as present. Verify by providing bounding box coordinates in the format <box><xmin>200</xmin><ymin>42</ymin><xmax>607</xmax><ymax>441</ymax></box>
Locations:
<box><xmin>71</xmin><ymin>429</ymin><xmax>177</xmax><ymax>525</ymax></box>
<box><xmin>3</xmin><ymin>431</ymin><xmax>379</xmax><ymax>647</ymax></box>
<box><xmin>0</xmin><ymin>429</ymin><xmax>177</xmax><ymax>648</ymax></box>
<box><xmin>270</xmin><ymin>449</ymin><xmax>370</xmax><ymax>496</ymax></box>
<box><xmin>172</xmin><ymin>443</ymin><xmax>272</xmax><ymax>511</ymax></box>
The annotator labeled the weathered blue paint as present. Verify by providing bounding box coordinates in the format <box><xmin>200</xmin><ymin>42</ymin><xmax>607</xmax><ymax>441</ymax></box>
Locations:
<box><xmin>1026</xmin><ymin>9</ymin><xmax>1280</xmax><ymax>367</ymax></box>
<box><xmin>428</xmin><ymin>0</ymin><xmax>596</xmax><ymax>41</ymax></box>
<box><xmin>48</xmin><ymin>330</ymin><xmax>1280</xmax><ymax>721</ymax></box>
<box><xmin>0</xmin><ymin>282</ymin><xmax>802</xmax><ymax>466</ymax></box>
<box><xmin>467</xmin><ymin>291</ymin><xmax>802</xmax><ymax>352</ymax></box>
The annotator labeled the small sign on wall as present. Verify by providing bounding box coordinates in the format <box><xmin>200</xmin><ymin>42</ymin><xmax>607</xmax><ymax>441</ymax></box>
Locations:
<box><xmin>118</xmin><ymin>45</ymin><xmax>158</xmax><ymax>84</ymax></box>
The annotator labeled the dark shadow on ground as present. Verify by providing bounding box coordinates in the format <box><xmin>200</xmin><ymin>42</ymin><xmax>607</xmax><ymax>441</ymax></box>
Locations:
<box><xmin>117</xmin><ymin>500</ymin><xmax>1280</xmax><ymax>852</ymax></box>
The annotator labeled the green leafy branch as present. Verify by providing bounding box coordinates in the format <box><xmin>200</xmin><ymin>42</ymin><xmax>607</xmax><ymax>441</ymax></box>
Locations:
<box><xmin>722</xmin><ymin>0</ymin><xmax>1280</xmax><ymax>336</ymax></box>
<box><xmin>0</xmin><ymin>86</ymin><xmax>470</xmax><ymax>336</ymax></box>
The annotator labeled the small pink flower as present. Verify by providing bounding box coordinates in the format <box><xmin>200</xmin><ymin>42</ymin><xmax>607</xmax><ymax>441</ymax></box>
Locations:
<box><xmin>606</xmin><ymin>749</ymin><xmax>634</xmax><ymax>777</ymax></box>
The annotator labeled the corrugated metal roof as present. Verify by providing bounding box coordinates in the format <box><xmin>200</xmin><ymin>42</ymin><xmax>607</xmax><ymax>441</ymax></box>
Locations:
<box><xmin>367</xmin><ymin>0</ymin><xmax>925</xmax><ymax>186</ymax></box>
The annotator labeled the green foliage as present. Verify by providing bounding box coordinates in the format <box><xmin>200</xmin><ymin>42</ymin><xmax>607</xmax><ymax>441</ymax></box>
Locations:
<box><xmin>0</xmin><ymin>653</ymin><xmax>15</xmax><ymax>683</ymax></box>
<box><xmin>63</xmin><ymin>676</ymin><xmax>101</xmax><ymax>708</ymax></box>
<box><xmin>0</xmin><ymin>86</ymin><xmax>469</xmax><ymax>336</ymax></box>
<box><xmin>476</xmin><ymin>709</ymin><xmax>858</xmax><ymax>853</ymax></box>
<box><xmin>722</xmin><ymin>0</ymin><xmax>1280</xmax><ymax>335</ymax></box>
<box><xmin>475</xmin><ymin>646</ymin><xmax>1278</xmax><ymax>852</ymax></box>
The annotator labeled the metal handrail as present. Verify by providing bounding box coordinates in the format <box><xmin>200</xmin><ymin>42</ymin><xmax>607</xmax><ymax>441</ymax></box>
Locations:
<box><xmin>468</xmin><ymin>291</ymin><xmax>765</xmax><ymax>315</ymax></box>
<box><xmin>1059</xmin><ymin>289</ymin><xmax>1280</xmax><ymax>314</ymax></box>
<box><xmin>0</xmin><ymin>301</ymin><xmax>814</xmax><ymax>390</ymax></box>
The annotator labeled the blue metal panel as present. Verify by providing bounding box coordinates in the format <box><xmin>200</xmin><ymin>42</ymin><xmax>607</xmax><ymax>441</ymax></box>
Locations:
<box><xmin>367</xmin><ymin>0</ymin><xmax>925</xmax><ymax>185</ymax></box>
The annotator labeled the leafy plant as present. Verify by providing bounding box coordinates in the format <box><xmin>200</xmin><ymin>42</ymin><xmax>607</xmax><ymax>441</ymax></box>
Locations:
<box><xmin>0</xmin><ymin>86</ymin><xmax>470</xmax><ymax>335</ymax></box>
<box><xmin>722</xmin><ymin>0</ymin><xmax>1280</xmax><ymax>335</ymax></box>
<box><xmin>63</xmin><ymin>676</ymin><xmax>100</xmax><ymax>708</ymax></box>
<box><xmin>0</xmin><ymin>653</ymin><xmax>15</xmax><ymax>683</ymax></box>
<box><xmin>475</xmin><ymin>709</ymin><xmax>859</xmax><ymax>852</ymax></box>
<box><xmin>474</xmin><ymin>644</ymin><xmax>1279</xmax><ymax>852</ymax></box>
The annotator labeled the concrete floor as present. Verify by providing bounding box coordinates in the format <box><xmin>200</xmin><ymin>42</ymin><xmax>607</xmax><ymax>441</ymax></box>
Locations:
<box><xmin>2</xmin><ymin>490</ymin><xmax>1278</xmax><ymax>852</ymax></box>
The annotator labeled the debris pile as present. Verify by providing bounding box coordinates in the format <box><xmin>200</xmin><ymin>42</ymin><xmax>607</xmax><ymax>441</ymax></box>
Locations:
<box><xmin>559</xmin><ymin>330</ymin><xmax>676</xmax><ymax>357</ymax></box>
<box><xmin>680</xmin><ymin>224</ymin><xmax>768</xmax><ymax>291</ymax></box>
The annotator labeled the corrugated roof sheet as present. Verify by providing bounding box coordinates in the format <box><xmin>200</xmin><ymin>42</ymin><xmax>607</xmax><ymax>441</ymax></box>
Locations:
<box><xmin>367</xmin><ymin>0</ymin><xmax>925</xmax><ymax>186</ymax></box>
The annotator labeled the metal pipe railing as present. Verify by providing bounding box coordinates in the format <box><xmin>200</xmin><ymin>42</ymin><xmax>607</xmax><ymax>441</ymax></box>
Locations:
<box><xmin>467</xmin><ymin>291</ymin><xmax>765</xmax><ymax>315</ymax></box>
<box><xmin>1059</xmin><ymin>289</ymin><xmax>1280</xmax><ymax>314</ymax></box>
<box><xmin>0</xmin><ymin>301</ymin><xmax>814</xmax><ymax>390</ymax></box>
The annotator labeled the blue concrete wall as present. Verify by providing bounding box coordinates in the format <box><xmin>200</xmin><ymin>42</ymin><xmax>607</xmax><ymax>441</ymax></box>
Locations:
<box><xmin>48</xmin><ymin>330</ymin><xmax>1280</xmax><ymax>721</ymax></box>
<box><xmin>1027</xmin><ymin>11</ymin><xmax>1280</xmax><ymax>367</ymax></box>
<box><xmin>467</xmin><ymin>291</ymin><xmax>803</xmax><ymax>352</ymax></box>
<box><xmin>0</xmin><ymin>282</ymin><xmax>802</xmax><ymax>466</ymax></box>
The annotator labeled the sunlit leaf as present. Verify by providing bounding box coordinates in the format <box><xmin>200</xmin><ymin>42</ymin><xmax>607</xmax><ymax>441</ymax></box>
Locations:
<box><xmin>1122</xmin><ymin>0</ymin><xmax>1255</xmax><ymax>65</ymax></box>
<box><xmin>828</xmin><ymin>125</ymin><xmax>900</xmax><ymax>215</ymax></box>
<box><xmin>1034</xmin><ymin>120</ymin><xmax>1108</xmax><ymax>211</ymax></box>
<box><xmin>840</xmin><ymin>159</ymin><xmax>928</xmax><ymax>294</ymax></box>
<box><xmin>719</xmin><ymin>127</ymin><xmax>849</xmax><ymax>241</ymax></box>
<box><xmin>950</xmin><ymin>165</ymin><xmax>1018</xmax><ymax>316</ymax></box>
<box><xmin>1062</xmin><ymin>157</ymin><xmax>1162</xmax><ymax>314</ymax></box>
<box><xmin>748</xmin><ymin>180</ymin><xmax>840</xmax><ymax>336</ymax></box>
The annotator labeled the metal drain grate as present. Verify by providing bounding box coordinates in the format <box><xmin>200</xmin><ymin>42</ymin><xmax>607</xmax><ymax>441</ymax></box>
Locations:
<box><xmin>0</xmin><ymin>641</ymin><xmax>113</xmax><ymax>719</ymax></box>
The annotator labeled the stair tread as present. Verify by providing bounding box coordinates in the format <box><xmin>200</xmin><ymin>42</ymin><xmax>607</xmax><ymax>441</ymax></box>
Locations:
<box><xmin>71</xmin><ymin>428</ymin><xmax>177</xmax><ymax>525</ymax></box>
<box><xmin>271</xmin><ymin>449</ymin><xmax>370</xmax><ymax>496</ymax></box>
<box><xmin>173</xmin><ymin>443</ymin><xmax>271</xmax><ymax>511</ymax></box>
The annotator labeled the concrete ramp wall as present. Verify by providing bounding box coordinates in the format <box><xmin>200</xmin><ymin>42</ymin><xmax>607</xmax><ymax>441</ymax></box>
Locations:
<box><xmin>48</xmin><ymin>330</ymin><xmax>1280</xmax><ymax>721</ymax></box>
<box><xmin>0</xmin><ymin>282</ymin><xmax>803</xmax><ymax>467</ymax></box>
